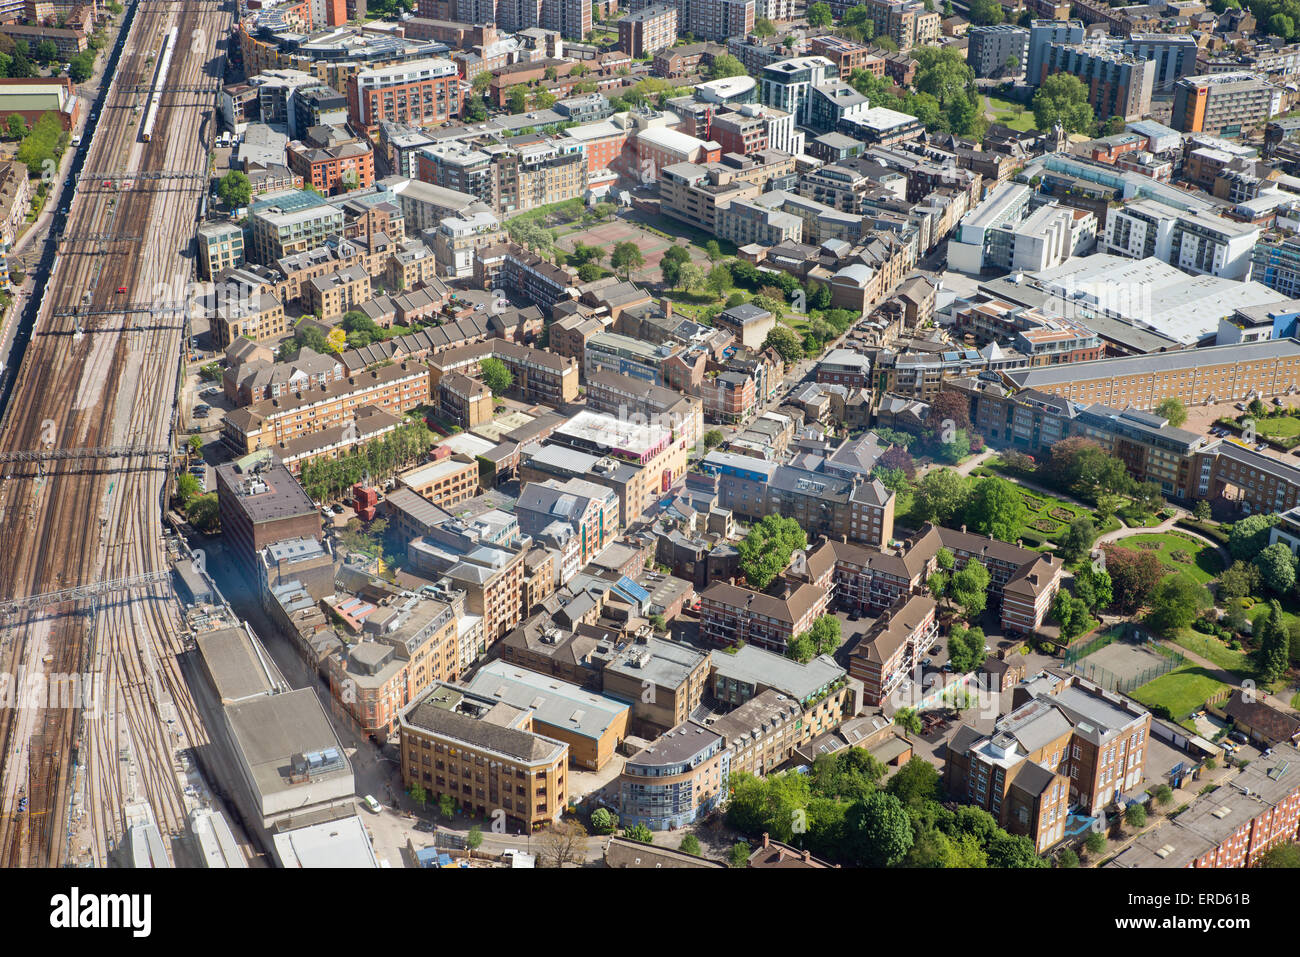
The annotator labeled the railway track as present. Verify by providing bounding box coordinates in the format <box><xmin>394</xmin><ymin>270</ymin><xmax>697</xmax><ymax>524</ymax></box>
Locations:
<box><xmin>0</xmin><ymin>0</ymin><xmax>232</xmax><ymax>867</ymax></box>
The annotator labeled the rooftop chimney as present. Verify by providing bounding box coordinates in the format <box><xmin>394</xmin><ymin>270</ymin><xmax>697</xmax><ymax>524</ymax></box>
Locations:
<box><xmin>761</xmin><ymin>832</ymin><xmax>771</xmax><ymax>849</ymax></box>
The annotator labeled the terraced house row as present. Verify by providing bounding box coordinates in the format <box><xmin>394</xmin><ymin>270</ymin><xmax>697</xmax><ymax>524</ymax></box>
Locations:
<box><xmin>222</xmin><ymin>361</ymin><xmax>431</xmax><ymax>455</ymax></box>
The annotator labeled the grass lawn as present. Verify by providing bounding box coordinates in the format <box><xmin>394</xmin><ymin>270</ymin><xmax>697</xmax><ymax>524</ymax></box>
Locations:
<box><xmin>1167</xmin><ymin>628</ymin><xmax>1258</xmax><ymax>680</ymax></box>
<box><xmin>1129</xmin><ymin>665</ymin><xmax>1230</xmax><ymax>719</ymax></box>
<box><xmin>1120</xmin><ymin>532</ymin><xmax>1224</xmax><ymax>585</ymax></box>
<box><xmin>1255</xmin><ymin>416</ymin><xmax>1300</xmax><ymax>438</ymax></box>
<box><xmin>985</xmin><ymin>95</ymin><xmax>1035</xmax><ymax>131</ymax></box>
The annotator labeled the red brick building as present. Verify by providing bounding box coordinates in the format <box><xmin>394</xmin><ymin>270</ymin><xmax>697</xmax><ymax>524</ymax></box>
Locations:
<box><xmin>347</xmin><ymin>58</ymin><xmax>462</xmax><ymax>132</ymax></box>
<box><xmin>947</xmin><ymin>672</ymin><xmax>1153</xmax><ymax>853</ymax></box>
<box><xmin>710</xmin><ymin>112</ymin><xmax>768</xmax><ymax>157</ymax></box>
<box><xmin>287</xmin><ymin>130</ymin><xmax>375</xmax><ymax>195</ymax></box>
<box><xmin>1110</xmin><ymin>743</ymin><xmax>1300</xmax><ymax>868</ymax></box>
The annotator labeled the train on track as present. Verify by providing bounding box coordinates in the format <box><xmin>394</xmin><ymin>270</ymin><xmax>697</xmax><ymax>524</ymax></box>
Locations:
<box><xmin>140</xmin><ymin>27</ymin><xmax>177</xmax><ymax>143</ymax></box>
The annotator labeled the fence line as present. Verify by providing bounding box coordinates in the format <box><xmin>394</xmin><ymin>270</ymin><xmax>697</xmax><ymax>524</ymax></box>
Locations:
<box><xmin>1067</xmin><ymin>640</ymin><xmax>1186</xmax><ymax>694</ymax></box>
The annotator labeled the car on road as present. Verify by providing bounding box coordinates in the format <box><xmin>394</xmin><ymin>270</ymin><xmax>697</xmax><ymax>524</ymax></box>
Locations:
<box><xmin>361</xmin><ymin>795</ymin><xmax>382</xmax><ymax>814</ymax></box>
<box><xmin>414</xmin><ymin>819</ymin><xmax>436</xmax><ymax>833</ymax></box>
<box><xmin>116</xmin><ymin>285</ymin><xmax>127</xmax><ymax>293</ymax></box>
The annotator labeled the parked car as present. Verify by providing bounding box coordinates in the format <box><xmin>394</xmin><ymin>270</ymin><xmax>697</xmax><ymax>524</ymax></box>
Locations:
<box><xmin>921</xmin><ymin>657</ymin><xmax>933</xmax><ymax>668</ymax></box>
<box><xmin>414</xmin><ymin>819</ymin><xmax>436</xmax><ymax>833</ymax></box>
<box><xmin>1229</xmin><ymin>730</ymin><xmax>1249</xmax><ymax>745</ymax></box>
<box><xmin>361</xmin><ymin>795</ymin><xmax>382</xmax><ymax>814</ymax></box>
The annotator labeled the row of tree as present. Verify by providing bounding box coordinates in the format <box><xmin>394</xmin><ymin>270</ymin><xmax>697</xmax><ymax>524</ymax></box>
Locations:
<box><xmin>297</xmin><ymin>419</ymin><xmax>434</xmax><ymax>503</ymax></box>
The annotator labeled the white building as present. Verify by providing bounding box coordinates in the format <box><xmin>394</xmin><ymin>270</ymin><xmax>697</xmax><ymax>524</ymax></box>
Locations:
<box><xmin>1102</xmin><ymin>198</ymin><xmax>1260</xmax><ymax>281</ymax></box>
<box><xmin>947</xmin><ymin>181</ymin><xmax>1095</xmax><ymax>274</ymax></box>
<box><xmin>761</xmin><ymin>55</ymin><xmax>836</xmax><ymax>127</ymax></box>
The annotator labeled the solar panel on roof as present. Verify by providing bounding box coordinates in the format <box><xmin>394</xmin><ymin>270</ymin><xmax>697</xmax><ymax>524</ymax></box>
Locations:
<box><xmin>616</xmin><ymin>576</ymin><xmax>651</xmax><ymax>604</ymax></box>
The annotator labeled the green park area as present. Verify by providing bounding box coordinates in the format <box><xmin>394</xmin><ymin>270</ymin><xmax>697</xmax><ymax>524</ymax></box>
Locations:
<box><xmin>962</xmin><ymin>466</ymin><xmax>1107</xmax><ymax>549</ymax></box>
<box><xmin>1256</xmin><ymin>416</ymin><xmax>1300</xmax><ymax>439</ymax></box>
<box><xmin>1129</xmin><ymin>665</ymin><xmax>1230</xmax><ymax>721</ymax></box>
<box><xmin>1121</xmin><ymin>533</ymin><xmax>1224</xmax><ymax>585</ymax></box>
<box><xmin>986</xmin><ymin>94</ymin><xmax>1034</xmax><ymax>131</ymax></box>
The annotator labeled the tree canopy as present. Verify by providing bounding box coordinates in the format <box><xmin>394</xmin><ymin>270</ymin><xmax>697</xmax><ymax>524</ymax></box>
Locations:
<box><xmin>217</xmin><ymin>169</ymin><xmax>252</xmax><ymax>208</ymax></box>
<box><xmin>915</xmin><ymin>468</ymin><xmax>969</xmax><ymax>526</ymax></box>
<box><xmin>1155</xmin><ymin>397</ymin><xmax>1188</xmax><ymax>428</ymax></box>
<box><xmin>1147</xmin><ymin>573</ymin><xmax>1208</xmax><ymax>634</ymax></box>
<box><xmin>964</xmin><ymin>476</ymin><xmax>1026</xmax><ymax>543</ymax></box>
<box><xmin>479</xmin><ymin>356</ymin><xmax>513</xmax><ymax>397</ymax></box>
<box><xmin>708</xmin><ymin>53</ymin><xmax>748</xmax><ymax>79</ymax></box>
<box><xmin>737</xmin><ymin>514</ymin><xmax>807</xmax><ymax>591</ymax></box>
<box><xmin>1032</xmin><ymin>74</ymin><xmax>1094</xmax><ymax>135</ymax></box>
<box><xmin>610</xmin><ymin>241</ymin><xmax>645</xmax><ymax>279</ymax></box>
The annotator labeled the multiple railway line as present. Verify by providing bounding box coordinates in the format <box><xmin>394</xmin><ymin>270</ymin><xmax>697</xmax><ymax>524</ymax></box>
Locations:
<box><xmin>0</xmin><ymin>0</ymin><xmax>232</xmax><ymax>866</ymax></box>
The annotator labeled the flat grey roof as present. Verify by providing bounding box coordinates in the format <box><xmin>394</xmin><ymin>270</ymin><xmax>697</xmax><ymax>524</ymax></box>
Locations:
<box><xmin>196</xmin><ymin>625</ymin><xmax>281</xmax><ymax>703</ymax></box>
<box><xmin>225</xmin><ymin>689</ymin><xmax>350</xmax><ymax>799</ymax></box>
<box><xmin>605</xmin><ymin>637</ymin><xmax>706</xmax><ymax>690</ymax></box>
<box><xmin>709</xmin><ymin>644</ymin><xmax>845</xmax><ymax>702</ymax></box>
<box><xmin>463</xmin><ymin>661</ymin><xmax>629</xmax><ymax>741</ymax></box>
<box><xmin>626</xmin><ymin>721</ymin><xmax>721</xmax><ymax>768</ymax></box>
